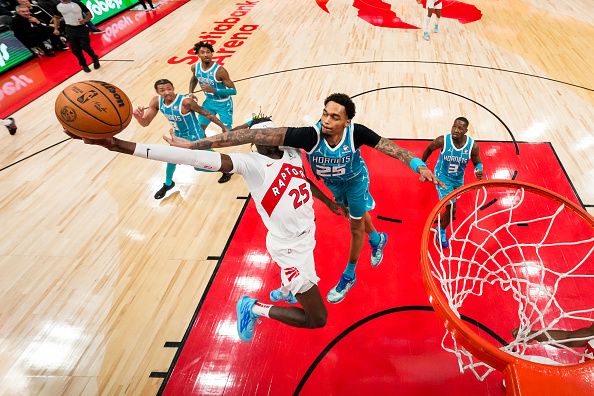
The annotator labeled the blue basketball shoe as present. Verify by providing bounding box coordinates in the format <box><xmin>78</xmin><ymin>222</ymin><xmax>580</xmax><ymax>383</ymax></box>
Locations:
<box><xmin>327</xmin><ymin>274</ymin><xmax>356</xmax><ymax>304</ymax></box>
<box><xmin>270</xmin><ymin>288</ymin><xmax>298</xmax><ymax>304</ymax></box>
<box><xmin>369</xmin><ymin>232</ymin><xmax>388</xmax><ymax>267</ymax></box>
<box><xmin>236</xmin><ymin>296</ymin><xmax>259</xmax><ymax>342</ymax></box>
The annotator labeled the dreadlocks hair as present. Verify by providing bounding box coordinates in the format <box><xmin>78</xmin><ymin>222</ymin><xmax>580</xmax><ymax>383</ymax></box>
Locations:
<box><xmin>154</xmin><ymin>79</ymin><xmax>173</xmax><ymax>90</ymax></box>
<box><xmin>249</xmin><ymin>110</ymin><xmax>272</xmax><ymax>128</ymax></box>
<box><xmin>193</xmin><ymin>41</ymin><xmax>215</xmax><ymax>54</ymax></box>
<box><xmin>324</xmin><ymin>93</ymin><xmax>356</xmax><ymax>119</ymax></box>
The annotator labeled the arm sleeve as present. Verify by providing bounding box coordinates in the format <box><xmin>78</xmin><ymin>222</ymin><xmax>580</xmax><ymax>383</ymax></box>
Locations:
<box><xmin>353</xmin><ymin>124</ymin><xmax>382</xmax><ymax>149</ymax></box>
<box><xmin>283</xmin><ymin>127</ymin><xmax>318</xmax><ymax>151</ymax></box>
<box><xmin>133</xmin><ymin>144</ymin><xmax>222</xmax><ymax>171</ymax></box>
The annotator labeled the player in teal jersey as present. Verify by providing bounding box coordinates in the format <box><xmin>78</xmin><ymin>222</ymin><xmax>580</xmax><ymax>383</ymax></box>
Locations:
<box><xmin>422</xmin><ymin>117</ymin><xmax>483</xmax><ymax>248</ymax></box>
<box><xmin>165</xmin><ymin>93</ymin><xmax>444</xmax><ymax>304</ymax></box>
<box><xmin>133</xmin><ymin>79</ymin><xmax>230</xmax><ymax>199</ymax></box>
<box><xmin>188</xmin><ymin>41</ymin><xmax>237</xmax><ymax>183</ymax></box>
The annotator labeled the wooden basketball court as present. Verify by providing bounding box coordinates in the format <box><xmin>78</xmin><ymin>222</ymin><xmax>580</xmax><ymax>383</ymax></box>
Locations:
<box><xmin>0</xmin><ymin>0</ymin><xmax>593</xmax><ymax>394</ymax></box>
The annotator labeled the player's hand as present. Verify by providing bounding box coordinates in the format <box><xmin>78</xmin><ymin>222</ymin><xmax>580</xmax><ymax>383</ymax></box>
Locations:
<box><xmin>418</xmin><ymin>166</ymin><xmax>446</xmax><ymax>188</ymax></box>
<box><xmin>327</xmin><ymin>201</ymin><xmax>348</xmax><ymax>217</ymax></box>
<box><xmin>475</xmin><ymin>169</ymin><xmax>484</xmax><ymax>180</ymax></box>
<box><xmin>132</xmin><ymin>106</ymin><xmax>145</xmax><ymax>120</ymax></box>
<box><xmin>200</xmin><ymin>83</ymin><xmax>215</xmax><ymax>94</ymax></box>
<box><xmin>164</xmin><ymin>129</ymin><xmax>194</xmax><ymax>149</ymax></box>
<box><xmin>82</xmin><ymin>137</ymin><xmax>118</xmax><ymax>150</ymax></box>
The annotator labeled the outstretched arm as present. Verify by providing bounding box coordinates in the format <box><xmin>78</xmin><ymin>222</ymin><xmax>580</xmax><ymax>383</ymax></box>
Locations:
<box><xmin>512</xmin><ymin>323</ymin><xmax>594</xmax><ymax>348</ymax></box>
<box><xmin>374</xmin><ymin>137</ymin><xmax>445</xmax><ymax>187</ymax></box>
<box><xmin>306</xmin><ymin>176</ymin><xmax>347</xmax><ymax>217</ymax></box>
<box><xmin>165</xmin><ymin>127</ymin><xmax>288</xmax><ymax>150</ymax></box>
<box><xmin>189</xmin><ymin>64</ymin><xmax>199</xmax><ymax>94</ymax></box>
<box><xmin>421</xmin><ymin>136</ymin><xmax>444</xmax><ymax>163</ymax></box>
<box><xmin>133</xmin><ymin>96</ymin><xmax>159</xmax><ymax>127</ymax></box>
<box><xmin>471</xmin><ymin>142</ymin><xmax>483</xmax><ymax>180</ymax></box>
<box><xmin>70</xmin><ymin>133</ymin><xmax>234</xmax><ymax>173</ymax></box>
<box><xmin>185</xmin><ymin>98</ymin><xmax>228</xmax><ymax>132</ymax></box>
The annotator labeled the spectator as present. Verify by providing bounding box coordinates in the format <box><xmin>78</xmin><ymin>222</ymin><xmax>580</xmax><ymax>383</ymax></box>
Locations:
<box><xmin>12</xmin><ymin>4</ymin><xmax>67</xmax><ymax>56</ymax></box>
<box><xmin>0</xmin><ymin>0</ymin><xmax>13</xmax><ymax>25</ymax></box>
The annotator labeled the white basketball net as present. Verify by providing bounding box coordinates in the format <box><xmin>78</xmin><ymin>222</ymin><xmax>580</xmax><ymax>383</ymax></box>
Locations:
<box><xmin>427</xmin><ymin>184</ymin><xmax>594</xmax><ymax>381</ymax></box>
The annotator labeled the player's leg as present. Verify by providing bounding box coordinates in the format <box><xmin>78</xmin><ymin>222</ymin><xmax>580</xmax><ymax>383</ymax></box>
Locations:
<box><xmin>433</xmin><ymin>9</ymin><xmax>441</xmax><ymax>33</ymax></box>
<box><xmin>365</xmin><ymin>212</ymin><xmax>388</xmax><ymax>267</ymax></box>
<box><xmin>435</xmin><ymin>180</ymin><xmax>457</xmax><ymax>248</ymax></box>
<box><xmin>327</xmin><ymin>172</ymin><xmax>376</xmax><ymax>303</ymax></box>
<box><xmin>423</xmin><ymin>7</ymin><xmax>433</xmax><ymax>40</ymax></box>
<box><xmin>270</xmin><ymin>285</ymin><xmax>327</xmax><ymax>328</ymax></box>
<box><xmin>215</xmin><ymin>99</ymin><xmax>234</xmax><ymax>183</ymax></box>
<box><xmin>236</xmin><ymin>230</ymin><xmax>325</xmax><ymax>342</ymax></box>
<box><xmin>236</xmin><ymin>285</ymin><xmax>327</xmax><ymax>342</ymax></box>
<box><xmin>348</xmin><ymin>169</ymin><xmax>385</xmax><ymax>267</ymax></box>
<box><xmin>154</xmin><ymin>163</ymin><xmax>176</xmax><ymax>199</ymax></box>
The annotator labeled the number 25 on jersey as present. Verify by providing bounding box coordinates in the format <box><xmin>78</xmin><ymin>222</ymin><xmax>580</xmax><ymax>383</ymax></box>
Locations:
<box><xmin>288</xmin><ymin>183</ymin><xmax>311</xmax><ymax>209</ymax></box>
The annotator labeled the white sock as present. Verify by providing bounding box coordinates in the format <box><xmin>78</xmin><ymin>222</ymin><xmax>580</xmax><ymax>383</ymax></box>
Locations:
<box><xmin>0</xmin><ymin>119</ymin><xmax>10</xmax><ymax>126</ymax></box>
<box><xmin>252</xmin><ymin>301</ymin><xmax>272</xmax><ymax>318</ymax></box>
<box><xmin>435</xmin><ymin>16</ymin><xmax>440</xmax><ymax>28</ymax></box>
<box><xmin>424</xmin><ymin>16</ymin><xmax>431</xmax><ymax>33</ymax></box>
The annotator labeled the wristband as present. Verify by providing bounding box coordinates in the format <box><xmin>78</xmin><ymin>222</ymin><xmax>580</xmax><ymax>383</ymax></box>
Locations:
<box><xmin>215</xmin><ymin>87</ymin><xmax>237</xmax><ymax>96</ymax></box>
<box><xmin>474</xmin><ymin>163</ymin><xmax>483</xmax><ymax>172</ymax></box>
<box><xmin>409</xmin><ymin>158</ymin><xmax>426</xmax><ymax>173</ymax></box>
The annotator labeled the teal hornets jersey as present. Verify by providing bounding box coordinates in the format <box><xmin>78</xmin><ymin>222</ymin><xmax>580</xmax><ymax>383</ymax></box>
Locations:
<box><xmin>306</xmin><ymin>121</ymin><xmax>367</xmax><ymax>181</ymax></box>
<box><xmin>194</xmin><ymin>61</ymin><xmax>230</xmax><ymax>101</ymax></box>
<box><xmin>159</xmin><ymin>94</ymin><xmax>204</xmax><ymax>140</ymax></box>
<box><xmin>435</xmin><ymin>134</ymin><xmax>474</xmax><ymax>183</ymax></box>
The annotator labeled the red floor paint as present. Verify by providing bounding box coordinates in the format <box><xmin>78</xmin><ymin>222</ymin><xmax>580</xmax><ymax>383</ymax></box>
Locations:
<box><xmin>163</xmin><ymin>141</ymin><xmax>587</xmax><ymax>395</ymax></box>
<box><xmin>0</xmin><ymin>0</ymin><xmax>189</xmax><ymax>119</ymax></box>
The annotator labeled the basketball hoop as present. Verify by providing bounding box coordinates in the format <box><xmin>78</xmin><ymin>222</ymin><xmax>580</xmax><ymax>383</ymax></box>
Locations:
<box><xmin>420</xmin><ymin>180</ymin><xmax>594</xmax><ymax>395</ymax></box>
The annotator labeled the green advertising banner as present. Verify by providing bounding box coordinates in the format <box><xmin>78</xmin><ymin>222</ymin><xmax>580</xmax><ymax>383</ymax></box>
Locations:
<box><xmin>85</xmin><ymin>0</ymin><xmax>139</xmax><ymax>24</ymax></box>
<box><xmin>0</xmin><ymin>30</ymin><xmax>34</xmax><ymax>75</ymax></box>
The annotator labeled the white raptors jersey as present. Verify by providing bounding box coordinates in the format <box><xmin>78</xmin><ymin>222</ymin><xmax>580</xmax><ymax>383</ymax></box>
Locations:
<box><xmin>229</xmin><ymin>148</ymin><xmax>315</xmax><ymax>240</ymax></box>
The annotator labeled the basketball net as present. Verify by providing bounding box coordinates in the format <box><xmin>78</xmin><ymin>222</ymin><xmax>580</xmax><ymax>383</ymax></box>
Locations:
<box><xmin>425</xmin><ymin>181</ymin><xmax>594</xmax><ymax>381</ymax></box>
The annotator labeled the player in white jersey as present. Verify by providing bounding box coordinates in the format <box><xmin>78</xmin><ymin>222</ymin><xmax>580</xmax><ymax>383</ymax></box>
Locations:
<box><xmin>422</xmin><ymin>117</ymin><xmax>482</xmax><ymax>248</ymax></box>
<box><xmin>418</xmin><ymin>0</ymin><xmax>443</xmax><ymax>41</ymax></box>
<box><xmin>71</xmin><ymin>117</ymin><xmax>343</xmax><ymax>343</ymax></box>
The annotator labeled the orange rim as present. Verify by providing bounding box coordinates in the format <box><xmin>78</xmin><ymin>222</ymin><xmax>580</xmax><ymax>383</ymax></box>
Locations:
<box><xmin>420</xmin><ymin>179</ymin><xmax>594</xmax><ymax>373</ymax></box>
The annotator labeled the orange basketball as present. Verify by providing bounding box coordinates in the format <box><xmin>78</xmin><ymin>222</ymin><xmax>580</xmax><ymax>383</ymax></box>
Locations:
<box><xmin>55</xmin><ymin>80</ymin><xmax>133</xmax><ymax>139</ymax></box>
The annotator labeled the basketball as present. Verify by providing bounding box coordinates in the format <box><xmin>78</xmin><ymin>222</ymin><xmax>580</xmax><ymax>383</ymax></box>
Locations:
<box><xmin>55</xmin><ymin>80</ymin><xmax>133</xmax><ymax>139</ymax></box>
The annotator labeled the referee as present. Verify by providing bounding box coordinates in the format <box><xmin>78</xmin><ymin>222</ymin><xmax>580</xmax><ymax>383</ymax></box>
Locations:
<box><xmin>52</xmin><ymin>0</ymin><xmax>100</xmax><ymax>72</ymax></box>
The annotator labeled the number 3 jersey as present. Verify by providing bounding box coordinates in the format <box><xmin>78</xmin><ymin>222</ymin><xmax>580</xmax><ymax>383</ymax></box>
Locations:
<box><xmin>228</xmin><ymin>148</ymin><xmax>314</xmax><ymax>240</ymax></box>
<box><xmin>435</xmin><ymin>133</ymin><xmax>474</xmax><ymax>184</ymax></box>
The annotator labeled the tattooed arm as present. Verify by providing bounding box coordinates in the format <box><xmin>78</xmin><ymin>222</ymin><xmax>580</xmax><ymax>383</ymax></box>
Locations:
<box><xmin>165</xmin><ymin>127</ymin><xmax>288</xmax><ymax>149</ymax></box>
<box><xmin>374</xmin><ymin>137</ymin><xmax>445</xmax><ymax>187</ymax></box>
